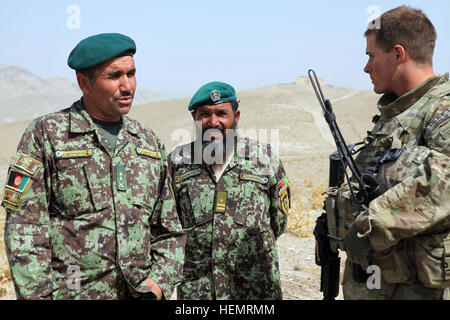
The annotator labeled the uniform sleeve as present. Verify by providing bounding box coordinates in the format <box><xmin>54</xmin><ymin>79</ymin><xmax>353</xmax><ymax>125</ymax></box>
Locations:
<box><xmin>2</xmin><ymin>120</ymin><xmax>57</xmax><ymax>299</ymax></box>
<box><xmin>424</xmin><ymin>103</ymin><xmax>450</xmax><ymax>156</ymax></box>
<box><xmin>139</xmin><ymin>146</ymin><xmax>186</xmax><ymax>299</ymax></box>
<box><xmin>267</xmin><ymin>146</ymin><xmax>289</xmax><ymax>238</ymax></box>
<box><xmin>358</xmin><ymin>149</ymin><xmax>450</xmax><ymax>252</ymax></box>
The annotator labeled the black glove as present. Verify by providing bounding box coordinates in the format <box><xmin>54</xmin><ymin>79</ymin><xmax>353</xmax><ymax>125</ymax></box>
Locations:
<box><xmin>344</xmin><ymin>221</ymin><xmax>373</xmax><ymax>264</ymax></box>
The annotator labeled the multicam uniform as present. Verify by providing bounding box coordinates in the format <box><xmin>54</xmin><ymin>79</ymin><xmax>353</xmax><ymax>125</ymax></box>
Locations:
<box><xmin>329</xmin><ymin>74</ymin><xmax>450</xmax><ymax>299</ymax></box>
<box><xmin>168</xmin><ymin>137</ymin><xmax>290</xmax><ymax>300</ymax></box>
<box><xmin>1</xmin><ymin>99</ymin><xmax>186</xmax><ymax>299</ymax></box>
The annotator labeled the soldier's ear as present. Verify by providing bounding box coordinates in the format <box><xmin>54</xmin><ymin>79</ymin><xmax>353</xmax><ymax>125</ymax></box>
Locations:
<box><xmin>77</xmin><ymin>72</ymin><xmax>92</xmax><ymax>95</ymax></box>
<box><xmin>234</xmin><ymin>109</ymin><xmax>241</xmax><ymax>124</ymax></box>
<box><xmin>393</xmin><ymin>44</ymin><xmax>407</xmax><ymax>64</ymax></box>
<box><xmin>191</xmin><ymin>111</ymin><xmax>196</xmax><ymax>120</ymax></box>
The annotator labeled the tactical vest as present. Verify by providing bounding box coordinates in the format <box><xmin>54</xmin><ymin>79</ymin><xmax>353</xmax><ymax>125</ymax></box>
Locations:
<box><xmin>326</xmin><ymin>75</ymin><xmax>450</xmax><ymax>288</ymax></box>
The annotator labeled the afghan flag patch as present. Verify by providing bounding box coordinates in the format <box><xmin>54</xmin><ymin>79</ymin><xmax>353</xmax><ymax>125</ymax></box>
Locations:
<box><xmin>2</xmin><ymin>188</ymin><xmax>22</xmax><ymax>208</ymax></box>
<box><xmin>277</xmin><ymin>176</ymin><xmax>290</xmax><ymax>196</ymax></box>
<box><xmin>6</xmin><ymin>170</ymin><xmax>31</xmax><ymax>193</ymax></box>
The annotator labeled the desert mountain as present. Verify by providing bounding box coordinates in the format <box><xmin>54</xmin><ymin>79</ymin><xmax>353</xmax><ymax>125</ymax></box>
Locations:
<box><xmin>0</xmin><ymin>64</ymin><xmax>172</xmax><ymax>123</ymax></box>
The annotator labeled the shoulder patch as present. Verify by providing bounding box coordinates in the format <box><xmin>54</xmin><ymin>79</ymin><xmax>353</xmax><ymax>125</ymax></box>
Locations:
<box><xmin>6</xmin><ymin>170</ymin><xmax>32</xmax><ymax>193</ymax></box>
<box><xmin>277</xmin><ymin>176</ymin><xmax>290</xmax><ymax>196</ymax></box>
<box><xmin>13</xmin><ymin>153</ymin><xmax>41</xmax><ymax>176</ymax></box>
<box><xmin>136</xmin><ymin>147</ymin><xmax>161</xmax><ymax>159</ymax></box>
<box><xmin>175</xmin><ymin>168</ymin><xmax>202</xmax><ymax>183</ymax></box>
<box><xmin>2</xmin><ymin>188</ymin><xmax>23</xmax><ymax>210</ymax></box>
<box><xmin>426</xmin><ymin>108</ymin><xmax>450</xmax><ymax>134</ymax></box>
<box><xmin>279</xmin><ymin>189</ymin><xmax>290</xmax><ymax>215</ymax></box>
<box><xmin>55</xmin><ymin>149</ymin><xmax>93</xmax><ymax>159</ymax></box>
<box><xmin>2</xmin><ymin>169</ymin><xmax>33</xmax><ymax>211</ymax></box>
<box><xmin>239</xmin><ymin>173</ymin><xmax>269</xmax><ymax>184</ymax></box>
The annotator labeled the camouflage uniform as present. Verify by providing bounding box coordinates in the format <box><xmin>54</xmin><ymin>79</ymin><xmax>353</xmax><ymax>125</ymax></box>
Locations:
<box><xmin>168</xmin><ymin>137</ymin><xmax>290</xmax><ymax>300</ymax></box>
<box><xmin>1</xmin><ymin>99</ymin><xmax>186</xmax><ymax>299</ymax></box>
<box><xmin>337</xmin><ymin>74</ymin><xmax>450</xmax><ymax>299</ymax></box>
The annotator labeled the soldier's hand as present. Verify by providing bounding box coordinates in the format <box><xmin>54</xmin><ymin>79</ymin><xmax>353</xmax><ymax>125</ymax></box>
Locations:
<box><xmin>130</xmin><ymin>278</ymin><xmax>163</xmax><ymax>300</ymax></box>
<box><xmin>343</xmin><ymin>221</ymin><xmax>373</xmax><ymax>259</ymax></box>
<box><xmin>144</xmin><ymin>278</ymin><xmax>163</xmax><ymax>300</ymax></box>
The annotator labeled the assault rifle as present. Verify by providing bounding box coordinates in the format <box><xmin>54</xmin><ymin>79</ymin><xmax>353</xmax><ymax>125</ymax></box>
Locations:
<box><xmin>308</xmin><ymin>69</ymin><xmax>377</xmax><ymax>300</ymax></box>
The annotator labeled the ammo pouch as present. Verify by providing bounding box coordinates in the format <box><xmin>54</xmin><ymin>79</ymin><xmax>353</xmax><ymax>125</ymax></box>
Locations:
<box><xmin>413</xmin><ymin>231</ymin><xmax>450</xmax><ymax>288</ymax></box>
<box><xmin>324</xmin><ymin>184</ymin><xmax>363</xmax><ymax>252</ymax></box>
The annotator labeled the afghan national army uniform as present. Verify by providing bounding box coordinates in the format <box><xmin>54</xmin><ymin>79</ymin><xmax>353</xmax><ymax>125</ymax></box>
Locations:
<box><xmin>327</xmin><ymin>74</ymin><xmax>450</xmax><ymax>299</ymax></box>
<box><xmin>1</xmin><ymin>100</ymin><xmax>186</xmax><ymax>299</ymax></box>
<box><xmin>169</xmin><ymin>137</ymin><xmax>290</xmax><ymax>299</ymax></box>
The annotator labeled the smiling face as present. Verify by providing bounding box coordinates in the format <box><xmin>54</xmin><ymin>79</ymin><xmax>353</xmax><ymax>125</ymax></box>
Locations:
<box><xmin>78</xmin><ymin>55</ymin><xmax>136</xmax><ymax>121</ymax></box>
<box><xmin>192</xmin><ymin>102</ymin><xmax>240</xmax><ymax>144</ymax></box>
<box><xmin>364</xmin><ymin>33</ymin><xmax>398</xmax><ymax>94</ymax></box>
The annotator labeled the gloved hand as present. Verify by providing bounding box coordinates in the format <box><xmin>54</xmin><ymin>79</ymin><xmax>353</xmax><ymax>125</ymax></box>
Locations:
<box><xmin>344</xmin><ymin>220</ymin><xmax>374</xmax><ymax>268</ymax></box>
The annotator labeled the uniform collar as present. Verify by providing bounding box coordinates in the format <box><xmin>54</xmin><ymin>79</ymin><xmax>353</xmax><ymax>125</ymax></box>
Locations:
<box><xmin>69</xmin><ymin>98</ymin><xmax>139</xmax><ymax>136</ymax></box>
<box><xmin>69</xmin><ymin>99</ymin><xmax>96</xmax><ymax>133</ymax></box>
<box><xmin>377</xmin><ymin>74</ymin><xmax>447</xmax><ymax>118</ymax></box>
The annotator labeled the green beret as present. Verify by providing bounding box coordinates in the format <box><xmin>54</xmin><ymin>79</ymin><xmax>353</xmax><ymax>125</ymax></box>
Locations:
<box><xmin>188</xmin><ymin>81</ymin><xmax>237</xmax><ymax>111</ymax></box>
<box><xmin>68</xmin><ymin>33</ymin><xmax>136</xmax><ymax>70</ymax></box>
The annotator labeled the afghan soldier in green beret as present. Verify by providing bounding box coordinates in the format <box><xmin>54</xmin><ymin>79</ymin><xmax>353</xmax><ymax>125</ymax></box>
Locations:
<box><xmin>320</xmin><ymin>6</ymin><xmax>450</xmax><ymax>300</ymax></box>
<box><xmin>168</xmin><ymin>81</ymin><xmax>290</xmax><ymax>299</ymax></box>
<box><xmin>1</xmin><ymin>33</ymin><xmax>186</xmax><ymax>299</ymax></box>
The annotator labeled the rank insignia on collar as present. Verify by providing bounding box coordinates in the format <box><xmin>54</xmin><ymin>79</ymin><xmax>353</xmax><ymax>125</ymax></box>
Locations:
<box><xmin>210</xmin><ymin>90</ymin><xmax>221</xmax><ymax>103</ymax></box>
<box><xmin>14</xmin><ymin>153</ymin><xmax>41</xmax><ymax>176</ymax></box>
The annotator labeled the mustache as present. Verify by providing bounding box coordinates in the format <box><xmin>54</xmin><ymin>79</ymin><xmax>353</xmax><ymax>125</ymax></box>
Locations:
<box><xmin>202</xmin><ymin>126</ymin><xmax>225</xmax><ymax>136</ymax></box>
<box><xmin>113</xmin><ymin>91</ymin><xmax>134</xmax><ymax>101</ymax></box>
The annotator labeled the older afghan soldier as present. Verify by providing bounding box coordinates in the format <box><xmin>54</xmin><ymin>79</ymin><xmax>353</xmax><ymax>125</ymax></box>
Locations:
<box><xmin>168</xmin><ymin>81</ymin><xmax>290</xmax><ymax>299</ymax></box>
<box><xmin>318</xmin><ymin>6</ymin><xmax>450</xmax><ymax>300</ymax></box>
<box><xmin>1</xmin><ymin>33</ymin><xmax>186</xmax><ymax>300</ymax></box>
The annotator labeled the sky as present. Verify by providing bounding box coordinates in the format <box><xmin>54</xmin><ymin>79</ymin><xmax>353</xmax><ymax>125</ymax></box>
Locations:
<box><xmin>1</xmin><ymin>0</ymin><xmax>449</xmax><ymax>98</ymax></box>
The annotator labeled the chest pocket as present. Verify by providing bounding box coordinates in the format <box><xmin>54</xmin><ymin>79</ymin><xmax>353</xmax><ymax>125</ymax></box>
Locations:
<box><xmin>233</xmin><ymin>170</ymin><xmax>271</xmax><ymax>229</ymax></box>
<box><xmin>175</xmin><ymin>168</ymin><xmax>214</xmax><ymax>228</ymax></box>
<box><xmin>53</xmin><ymin>159</ymin><xmax>110</xmax><ymax>218</ymax></box>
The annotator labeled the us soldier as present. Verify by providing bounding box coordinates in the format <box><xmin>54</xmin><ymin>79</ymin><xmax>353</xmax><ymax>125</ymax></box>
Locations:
<box><xmin>168</xmin><ymin>81</ymin><xmax>290</xmax><ymax>299</ymax></box>
<box><xmin>1</xmin><ymin>33</ymin><xmax>186</xmax><ymax>299</ymax></box>
<box><xmin>326</xmin><ymin>6</ymin><xmax>450</xmax><ymax>300</ymax></box>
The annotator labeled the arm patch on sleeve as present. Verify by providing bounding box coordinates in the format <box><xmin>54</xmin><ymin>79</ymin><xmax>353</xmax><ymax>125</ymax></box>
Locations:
<box><xmin>2</xmin><ymin>153</ymin><xmax>41</xmax><ymax>211</ymax></box>
<box><xmin>13</xmin><ymin>153</ymin><xmax>42</xmax><ymax>176</ymax></box>
<box><xmin>426</xmin><ymin>108</ymin><xmax>450</xmax><ymax>135</ymax></box>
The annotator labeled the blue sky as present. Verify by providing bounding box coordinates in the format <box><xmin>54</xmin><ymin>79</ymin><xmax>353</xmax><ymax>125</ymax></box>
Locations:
<box><xmin>1</xmin><ymin>0</ymin><xmax>449</xmax><ymax>97</ymax></box>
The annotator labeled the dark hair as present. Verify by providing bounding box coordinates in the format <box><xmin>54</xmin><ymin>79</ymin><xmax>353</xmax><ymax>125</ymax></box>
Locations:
<box><xmin>364</xmin><ymin>5</ymin><xmax>436</xmax><ymax>65</ymax></box>
<box><xmin>230</xmin><ymin>99</ymin><xmax>239</xmax><ymax>114</ymax></box>
<box><xmin>75</xmin><ymin>65</ymin><xmax>100</xmax><ymax>83</ymax></box>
